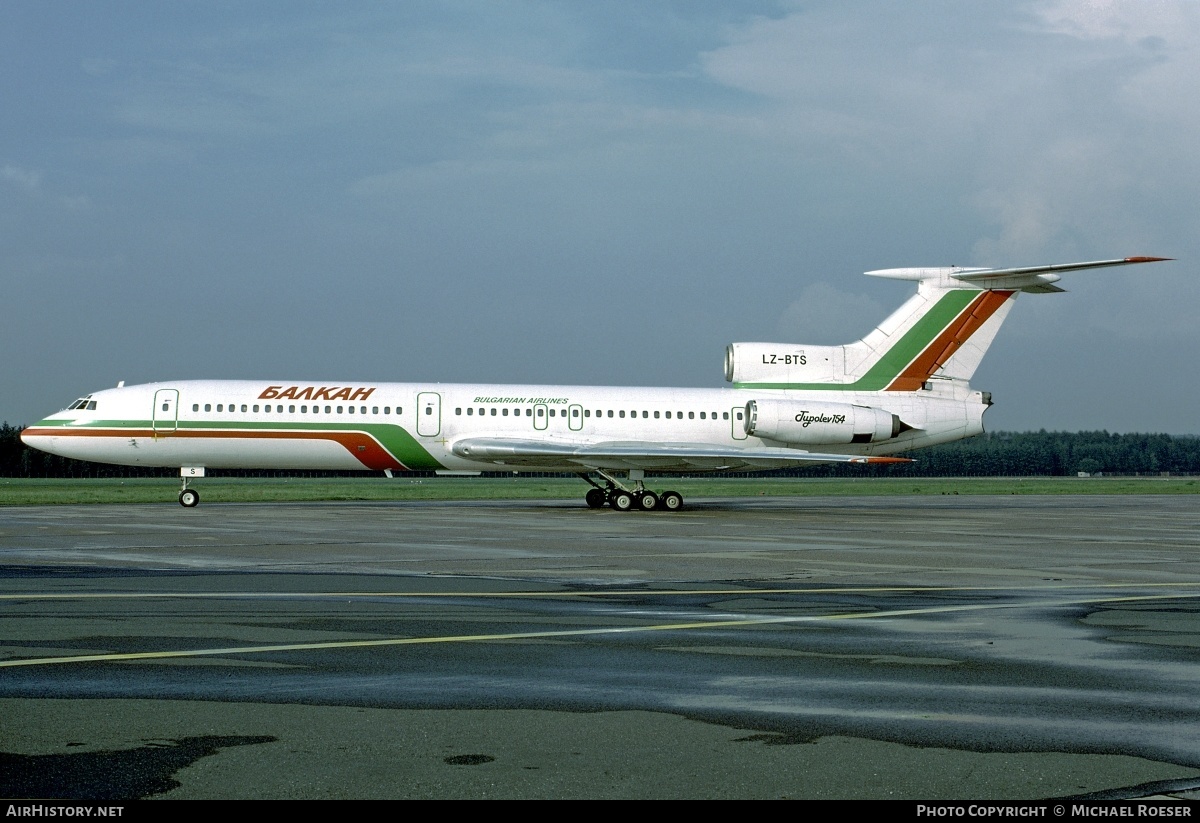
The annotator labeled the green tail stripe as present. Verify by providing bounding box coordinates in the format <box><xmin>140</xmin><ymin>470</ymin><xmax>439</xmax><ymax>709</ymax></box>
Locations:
<box><xmin>734</xmin><ymin>289</ymin><xmax>978</xmax><ymax>391</ymax></box>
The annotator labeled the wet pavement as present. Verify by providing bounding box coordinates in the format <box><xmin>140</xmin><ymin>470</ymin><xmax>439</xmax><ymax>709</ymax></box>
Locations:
<box><xmin>2</xmin><ymin>496</ymin><xmax>1199</xmax><ymax>799</ymax></box>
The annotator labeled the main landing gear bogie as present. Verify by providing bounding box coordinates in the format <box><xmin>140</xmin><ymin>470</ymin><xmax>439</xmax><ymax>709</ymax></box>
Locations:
<box><xmin>579</xmin><ymin>471</ymin><xmax>684</xmax><ymax>513</ymax></box>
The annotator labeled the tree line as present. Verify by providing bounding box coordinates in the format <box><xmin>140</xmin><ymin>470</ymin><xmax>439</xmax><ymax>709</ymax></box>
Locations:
<box><xmin>2</xmin><ymin>422</ymin><xmax>1197</xmax><ymax>479</ymax></box>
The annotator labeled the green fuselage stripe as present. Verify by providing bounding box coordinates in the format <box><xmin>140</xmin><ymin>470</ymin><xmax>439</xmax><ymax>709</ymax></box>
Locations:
<box><xmin>28</xmin><ymin>419</ymin><xmax>444</xmax><ymax>471</ymax></box>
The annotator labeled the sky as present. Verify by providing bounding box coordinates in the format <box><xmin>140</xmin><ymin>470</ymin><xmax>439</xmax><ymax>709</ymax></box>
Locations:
<box><xmin>2</xmin><ymin>0</ymin><xmax>1197</xmax><ymax>434</ymax></box>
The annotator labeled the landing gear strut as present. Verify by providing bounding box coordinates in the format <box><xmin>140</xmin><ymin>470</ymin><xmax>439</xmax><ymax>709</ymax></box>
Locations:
<box><xmin>178</xmin><ymin>467</ymin><xmax>204</xmax><ymax>507</ymax></box>
<box><xmin>578</xmin><ymin>470</ymin><xmax>684</xmax><ymax>513</ymax></box>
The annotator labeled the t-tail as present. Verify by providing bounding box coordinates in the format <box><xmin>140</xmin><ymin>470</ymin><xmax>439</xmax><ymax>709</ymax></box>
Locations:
<box><xmin>726</xmin><ymin>257</ymin><xmax>1171</xmax><ymax>392</ymax></box>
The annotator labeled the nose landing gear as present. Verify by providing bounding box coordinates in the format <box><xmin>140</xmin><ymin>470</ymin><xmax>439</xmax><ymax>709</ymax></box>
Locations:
<box><xmin>178</xmin><ymin>467</ymin><xmax>205</xmax><ymax>507</ymax></box>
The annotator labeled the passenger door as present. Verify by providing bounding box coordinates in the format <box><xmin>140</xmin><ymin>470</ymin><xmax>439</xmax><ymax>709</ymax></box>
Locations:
<box><xmin>153</xmin><ymin>389</ymin><xmax>180</xmax><ymax>434</ymax></box>
<box><xmin>417</xmin><ymin>392</ymin><xmax>441</xmax><ymax>437</ymax></box>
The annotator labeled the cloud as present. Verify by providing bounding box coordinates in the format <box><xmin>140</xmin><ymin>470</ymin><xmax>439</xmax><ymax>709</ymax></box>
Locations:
<box><xmin>775</xmin><ymin>282</ymin><xmax>887</xmax><ymax>344</ymax></box>
<box><xmin>1</xmin><ymin>165</ymin><xmax>41</xmax><ymax>191</ymax></box>
<box><xmin>1</xmin><ymin>164</ymin><xmax>90</xmax><ymax>211</ymax></box>
<box><xmin>1031</xmin><ymin>0</ymin><xmax>1194</xmax><ymax>43</ymax></box>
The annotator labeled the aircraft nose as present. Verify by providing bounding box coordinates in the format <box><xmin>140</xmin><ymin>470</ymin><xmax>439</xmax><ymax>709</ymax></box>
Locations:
<box><xmin>20</xmin><ymin>420</ymin><xmax>54</xmax><ymax>449</ymax></box>
<box><xmin>20</xmin><ymin>425</ymin><xmax>42</xmax><ymax>448</ymax></box>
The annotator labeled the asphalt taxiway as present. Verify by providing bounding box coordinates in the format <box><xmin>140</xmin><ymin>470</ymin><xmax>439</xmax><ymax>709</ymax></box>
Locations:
<box><xmin>2</xmin><ymin>494</ymin><xmax>1200</xmax><ymax>799</ymax></box>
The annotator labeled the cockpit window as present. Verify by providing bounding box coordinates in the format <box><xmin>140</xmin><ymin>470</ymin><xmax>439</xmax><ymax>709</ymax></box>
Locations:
<box><xmin>66</xmin><ymin>397</ymin><xmax>94</xmax><ymax>411</ymax></box>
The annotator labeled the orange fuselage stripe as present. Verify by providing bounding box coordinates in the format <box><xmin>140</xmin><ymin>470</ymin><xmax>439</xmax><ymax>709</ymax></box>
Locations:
<box><xmin>20</xmin><ymin>427</ymin><xmax>409</xmax><ymax>472</ymax></box>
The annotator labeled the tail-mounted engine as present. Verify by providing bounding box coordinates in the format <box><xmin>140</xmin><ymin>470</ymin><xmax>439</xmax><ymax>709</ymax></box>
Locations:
<box><xmin>725</xmin><ymin>343</ymin><xmax>848</xmax><ymax>385</ymax></box>
<box><xmin>744</xmin><ymin>398</ymin><xmax>906</xmax><ymax>445</ymax></box>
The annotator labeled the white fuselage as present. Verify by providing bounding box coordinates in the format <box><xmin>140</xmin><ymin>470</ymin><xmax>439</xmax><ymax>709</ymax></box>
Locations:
<box><xmin>21</xmin><ymin>378</ymin><xmax>986</xmax><ymax>474</ymax></box>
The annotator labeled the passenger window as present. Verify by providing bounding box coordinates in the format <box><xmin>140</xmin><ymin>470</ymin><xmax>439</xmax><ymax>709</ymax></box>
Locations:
<box><xmin>642</xmin><ymin>411</ymin><xmax>648</xmax><ymax>418</ymax></box>
<box><xmin>700</xmin><ymin>412</ymin><xmax>705</xmax><ymax>420</ymax></box>
<box><xmin>241</xmin><ymin>404</ymin><xmax>248</xmax><ymax>413</ymax></box>
<box><xmin>607</xmin><ymin>410</ymin><xmax>613</xmax><ymax>418</ymax></box>
<box><xmin>205</xmin><ymin>404</ymin><xmax>212</xmax><ymax>412</ymax></box>
<box><xmin>467</xmin><ymin>408</ymin><xmax>473</xmax><ymax>415</ymax></box>
<box><xmin>537</xmin><ymin>408</ymin><xmax>544</xmax><ymax>417</ymax></box>
<box><xmin>193</xmin><ymin>404</ymin><xmax>199</xmax><ymax>412</ymax></box>
<box><xmin>585</xmin><ymin>410</ymin><xmax>591</xmax><ymax>418</ymax></box>
<box><xmin>723</xmin><ymin>412</ymin><xmax>729</xmax><ymax>420</ymax></box>
<box><xmin>349</xmin><ymin>406</ymin><xmax>355</xmax><ymax>414</ymax></box>
<box><xmin>619</xmin><ymin>411</ymin><xmax>625</xmax><ymax>418</ymax></box>
<box><xmin>325</xmin><ymin>406</ymin><xmax>331</xmax><ymax>414</ymax></box>
<box><xmin>688</xmin><ymin>412</ymin><xmax>694</xmax><ymax>419</ymax></box>
<box><xmin>337</xmin><ymin>406</ymin><xmax>344</xmax><ymax>414</ymax></box>
<box><xmin>572</xmin><ymin>409</ymin><xmax>579</xmax><ymax>418</ymax></box>
<box><xmin>502</xmin><ymin>408</ymin><xmax>509</xmax><ymax>416</ymax></box>
<box><xmin>384</xmin><ymin>406</ymin><xmax>391</xmax><ymax>414</ymax></box>
<box><xmin>654</xmin><ymin>411</ymin><xmax>660</xmax><ymax>419</ymax></box>
<box><xmin>665</xmin><ymin>411</ymin><xmax>671</xmax><ymax>419</ymax></box>
<box><xmin>289</xmin><ymin>405</ymin><xmax>296</xmax><ymax>413</ymax></box>
<box><xmin>253</xmin><ymin>405</ymin><xmax>260</xmax><ymax>413</ymax></box>
<box><xmin>372</xmin><ymin>406</ymin><xmax>379</xmax><ymax>414</ymax></box>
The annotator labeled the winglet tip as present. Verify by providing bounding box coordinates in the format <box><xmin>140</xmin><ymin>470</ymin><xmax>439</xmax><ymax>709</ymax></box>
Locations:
<box><xmin>1125</xmin><ymin>256</ymin><xmax>1173</xmax><ymax>263</ymax></box>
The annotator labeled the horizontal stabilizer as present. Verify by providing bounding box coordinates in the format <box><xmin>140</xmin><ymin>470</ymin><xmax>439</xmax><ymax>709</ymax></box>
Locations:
<box><xmin>866</xmin><ymin>257</ymin><xmax>1171</xmax><ymax>293</ymax></box>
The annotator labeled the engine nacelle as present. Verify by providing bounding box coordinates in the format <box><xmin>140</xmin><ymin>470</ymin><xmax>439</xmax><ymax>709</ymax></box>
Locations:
<box><xmin>725</xmin><ymin>342</ymin><xmax>848</xmax><ymax>385</ymax></box>
<box><xmin>744</xmin><ymin>399</ymin><xmax>903</xmax><ymax>445</ymax></box>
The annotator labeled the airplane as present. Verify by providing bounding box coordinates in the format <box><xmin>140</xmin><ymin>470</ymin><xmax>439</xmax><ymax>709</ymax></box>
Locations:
<box><xmin>20</xmin><ymin>256</ymin><xmax>1170</xmax><ymax>510</ymax></box>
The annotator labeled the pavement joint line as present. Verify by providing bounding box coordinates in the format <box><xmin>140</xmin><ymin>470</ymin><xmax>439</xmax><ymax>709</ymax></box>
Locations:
<box><xmin>2</xmin><ymin>591</ymin><xmax>1198</xmax><ymax>669</ymax></box>
<box><xmin>4</xmin><ymin>580</ymin><xmax>1200</xmax><ymax>601</ymax></box>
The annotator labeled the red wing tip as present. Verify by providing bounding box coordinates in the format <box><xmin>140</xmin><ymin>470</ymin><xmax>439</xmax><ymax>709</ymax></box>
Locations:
<box><xmin>857</xmin><ymin>456</ymin><xmax>914</xmax><ymax>464</ymax></box>
<box><xmin>1124</xmin><ymin>256</ymin><xmax>1173</xmax><ymax>263</ymax></box>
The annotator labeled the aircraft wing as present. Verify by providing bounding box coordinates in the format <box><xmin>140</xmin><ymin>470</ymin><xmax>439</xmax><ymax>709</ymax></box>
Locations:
<box><xmin>451</xmin><ymin>437</ymin><xmax>911</xmax><ymax>472</ymax></box>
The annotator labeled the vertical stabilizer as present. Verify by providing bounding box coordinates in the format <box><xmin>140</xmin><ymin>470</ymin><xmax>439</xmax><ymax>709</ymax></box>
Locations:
<box><xmin>727</xmin><ymin>257</ymin><xmax>1169</xmax><ymax>391</ymax></box>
